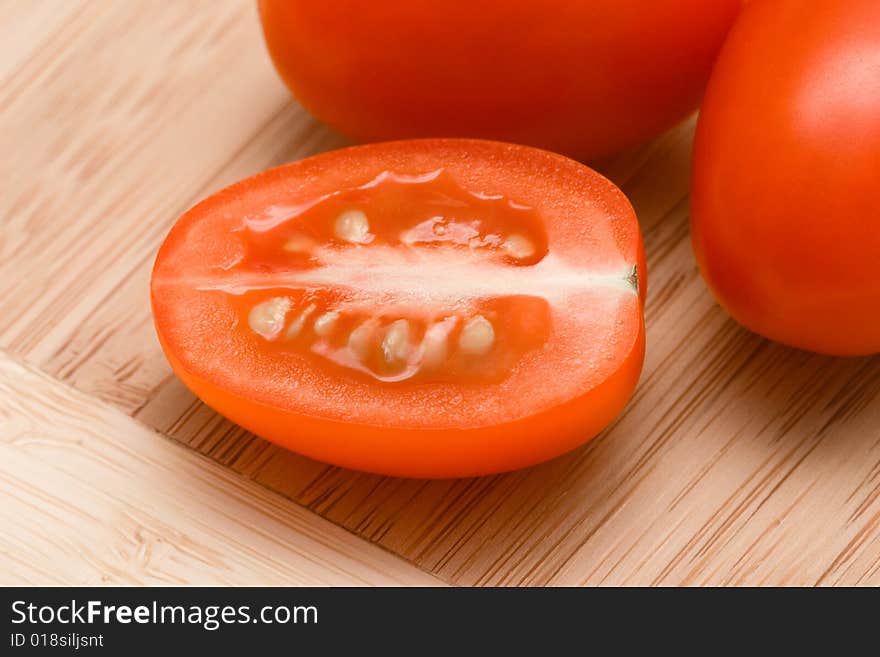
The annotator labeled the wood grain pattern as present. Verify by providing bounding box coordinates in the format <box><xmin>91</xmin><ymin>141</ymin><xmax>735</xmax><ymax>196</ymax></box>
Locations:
<box><xmin>2</xmin><ymin>1</ymin><xmax>879</xmax><ymax>585</ymax></box>
<box><xmin>0</xmin><ymin>353</ymin><xmax>443</xmax><ymax>586</ymax></box>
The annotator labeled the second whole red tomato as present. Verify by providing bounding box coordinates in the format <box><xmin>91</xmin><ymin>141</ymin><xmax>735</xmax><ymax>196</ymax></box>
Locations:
<box><xmin>258</xmin><ymin>0</ymin><xmax>742</xmax><ymax>161</ymax></box>
<box><xmin>691</xmin><ymin>0</ymin><xmax>880</xmax><ymax>356</ymax></box>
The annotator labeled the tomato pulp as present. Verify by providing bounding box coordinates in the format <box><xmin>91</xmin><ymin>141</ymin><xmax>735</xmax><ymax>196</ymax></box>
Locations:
<box><xmin>257</xmin><ymin>0</ymin><xmax>742</xmax><ymax>161</ymax></box>
<box><xmin>691</xmin><ymin>0</ymin><xmax>880</xmax><ymax>356</ymax></box>
<box><xmin>151</xmin><ymin>140</ymin><xmax>646</xmax><ymax>477</ymax></box>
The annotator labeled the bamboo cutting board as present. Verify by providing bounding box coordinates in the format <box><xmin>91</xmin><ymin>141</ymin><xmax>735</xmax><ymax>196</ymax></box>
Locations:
<box><xmin>2</xmin><ymin>0</ymin><xmax>879</xmax><ymax>586</ymax></box>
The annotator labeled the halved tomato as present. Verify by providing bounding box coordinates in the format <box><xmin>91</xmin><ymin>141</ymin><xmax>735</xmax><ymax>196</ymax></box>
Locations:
<box><xmin>151</xmin><ymin>140</ymin><xmax>646</xmax><ymax>477</ymax></box>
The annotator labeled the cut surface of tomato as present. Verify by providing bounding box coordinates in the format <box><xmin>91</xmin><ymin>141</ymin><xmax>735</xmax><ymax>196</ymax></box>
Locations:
<box><xmin>151</xmin><ymin>140</ymin><xmax>646</xmax><ymax>477</ymax></box>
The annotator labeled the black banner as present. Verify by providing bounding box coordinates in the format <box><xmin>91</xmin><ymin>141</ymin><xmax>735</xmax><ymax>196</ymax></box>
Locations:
<box><xmin>1</xmin><ymin>587</ymin><xmax>875</xmax><ymax>652</ymax></box>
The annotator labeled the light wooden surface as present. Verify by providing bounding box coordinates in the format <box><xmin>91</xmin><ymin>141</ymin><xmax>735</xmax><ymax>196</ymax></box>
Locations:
<box><xmin>0</xmin><ymin>355</ymin><xmax>443</xmax><ymax>585</ymax></box>
<box><xmin>2</xmin><ymin>0</ymin><xmax>879</xmax><ymax>586</ymax></box>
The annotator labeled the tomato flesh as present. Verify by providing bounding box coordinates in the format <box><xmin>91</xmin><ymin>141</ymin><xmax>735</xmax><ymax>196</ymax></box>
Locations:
<box><xmin>152</xmin><ymin>140</ymin><xmax>646</xmax><ymax>477</ymax></box>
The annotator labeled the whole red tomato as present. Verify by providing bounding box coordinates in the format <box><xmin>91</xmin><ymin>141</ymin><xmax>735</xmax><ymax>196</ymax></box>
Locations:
<box><xmin>691</xmin><ymin>0</ymin><xmax>880</xmax><ymax>356</ymax></box>
<box><xmin>258</xmin><ymin>1</ymin><xmax>741</xmax><ymax>161</ymax></box>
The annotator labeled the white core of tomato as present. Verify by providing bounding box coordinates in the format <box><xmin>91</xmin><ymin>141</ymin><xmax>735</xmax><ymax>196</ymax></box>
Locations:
<box><xmin>247</xmin><ymin>297</ymin><xmax>291</xmax><ymax>340</ymax></box>
<box><xmin>334</xmin><ymin>209</ymin><xmax>371</xmax><ymax>244</ymax></box>
<box><xmin>201</xmin><ymin>246</ymin><xmax>636</xmax><ymax>308</ymax></box>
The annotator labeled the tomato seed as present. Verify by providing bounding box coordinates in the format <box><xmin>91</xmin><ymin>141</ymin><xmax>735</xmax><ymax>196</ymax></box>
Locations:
<box><xmin>421</xmin><ymin>319</ymin><xmax>454</xmax><ymax>369</ymax></box>
<box><xmin>283</xmin><ymin>234</ymin><xmax>317</xmax><ymax>254</ymax></box>
<box><xmin>382</xmin><ymin>319</ymin><xmax>411</xmax><ymax>366</ymax></box>
<box><xmin>285</xmin><ymin>303</ymin><xmax>316</xmax><ymax>339</ymax></box>
<box><xmin>247</xmin><ymin>297</ymin><xmax>291</xmax><ymax>340</ymax></box>
<box><xmin>334</xmin><ymin>209</ymin><xmax>371</xmax><ymax>244</ymax></box>
<box><xmin>458</xmin><ymin>315</ymin><xmax>495</xmax><ymax>355</ymax></box>
<box><xmin>502</xmin><ymin>234</ymin><xmax>536</xmax><ymax>260</ymax></box>
<box><xmin>348</xmin><ymin>319</ymin><xmax>378</xmax><ymax>361</ymax></box>
<box><xmin>313</xmin><ymin>311</ymin><xmax>340</xmax><ymax>337</ymax></box>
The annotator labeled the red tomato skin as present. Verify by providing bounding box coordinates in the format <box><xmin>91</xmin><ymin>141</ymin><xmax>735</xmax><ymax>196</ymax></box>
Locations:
<box><xmin>257</xmin><ymin>0</ymin><xmax>742</xmax><ymax>161</ymax></box>
<box><xmin>691</xmin><ymin>0</ymin><xmax>880</xmax><ymax>356</ymax></box>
